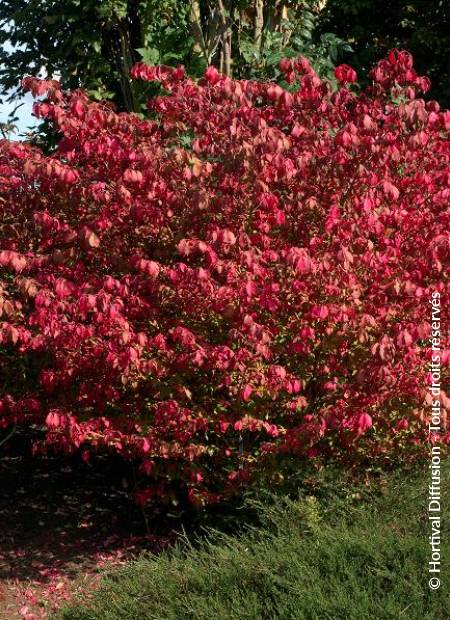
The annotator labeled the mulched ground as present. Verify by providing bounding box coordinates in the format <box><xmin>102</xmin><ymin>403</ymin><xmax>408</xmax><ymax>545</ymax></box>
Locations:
<box><xmin>0</xmin><ymin>433</ymin><xmax>177</xmax><ymax>619</ymax></box>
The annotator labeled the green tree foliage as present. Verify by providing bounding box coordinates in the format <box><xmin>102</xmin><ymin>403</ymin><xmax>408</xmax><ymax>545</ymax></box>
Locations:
<box><xmin>0</xmin><ymin>0</ymin><xmax>348</xmax><ymax>117</ymax></box>
<box><xmin>4</xmin><ymin>1</ymin><xmax>449</xmax><ymax>124</ymax></box>
<box><xmin>0</xmin><ymin>0</ymin><xmax>190</xmax><ymax>112</ymax></box>
<box><xmin>318</xmin><ymin>0</ymin><xmax>450</xmax><ymax>105</ymax></box>
<box><xmin>186</xmin><ymin>1</ymin><xmax>350</xmax><ymax>81</ymax></box>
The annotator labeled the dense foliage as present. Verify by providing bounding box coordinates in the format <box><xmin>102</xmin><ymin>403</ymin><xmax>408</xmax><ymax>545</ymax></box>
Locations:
<box><xmin>0</xmin><ymin>51</ymin><xmax>449</xmax><ymax>506</ymax></box>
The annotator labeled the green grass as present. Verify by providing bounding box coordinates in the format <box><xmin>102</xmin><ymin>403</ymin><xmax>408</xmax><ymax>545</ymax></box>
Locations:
<box><xmin>58</xmin><ymin>463</ymin><xmax>449</xmax><ymax>620</ymax></box>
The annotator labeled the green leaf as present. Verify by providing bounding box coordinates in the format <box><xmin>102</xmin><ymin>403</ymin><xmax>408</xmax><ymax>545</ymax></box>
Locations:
<box><xmin>137</xmin><ymin>47</ymin><xmax>161</xmax><ymax>65</ymax></box>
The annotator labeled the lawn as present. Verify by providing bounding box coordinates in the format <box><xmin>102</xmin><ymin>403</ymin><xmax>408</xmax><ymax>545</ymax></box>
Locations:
<box><xmin>58</xmin><ymin>462</ymin><xmax>449</xmax><ymax>620</ymax></box>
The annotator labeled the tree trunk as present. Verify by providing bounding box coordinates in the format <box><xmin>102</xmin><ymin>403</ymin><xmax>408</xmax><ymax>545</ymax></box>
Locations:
<box><xmin>127</xmin><ymin>0</ymin><xmax>144</xmax><ymax>62</ymax></box>
<box><xmin>254</xmin><ymin>0</ymin><xmax>264</xmax><ymax>52</ymax></box>
<box><xmin>218</xmin><ymin>0</ymin><xmax>233</xmax><ymax>76</ymax></box>
<box><xmin>103</xmin><ymin>21</ymin><xmax>138</xmax><ymax>113</ymax></box>
<box><xmin>190</xmin><ymin>0</ymin><xmax>208</xmax><ymax>61</ymax></box>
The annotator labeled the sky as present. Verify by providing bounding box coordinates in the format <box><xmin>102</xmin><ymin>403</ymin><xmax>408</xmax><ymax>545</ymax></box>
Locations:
<box><xmin>0</xmin><ymin>90</ymin><xmax>37</xmax><ymax>134</ymax></box>
<box><xmin>0</xmin><ymin>41</ymin><xmax>39</xmax><ymax>137</ymax></box>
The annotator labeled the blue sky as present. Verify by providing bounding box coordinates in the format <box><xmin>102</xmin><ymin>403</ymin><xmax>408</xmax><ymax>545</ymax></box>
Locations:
<box><xmin>0</xmin><ymin>41</ymin><xmax>39</xmax><ymax>137</ymax></box>
<box><xmin>0</xmin><ymin>91</ymin><xmax>37</xmax><ymax>134</ymax></box>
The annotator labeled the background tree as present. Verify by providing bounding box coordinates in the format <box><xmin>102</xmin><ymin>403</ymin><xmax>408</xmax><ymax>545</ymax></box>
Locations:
<box><xmin>0</xmin><ymin>0</ymin><xmax>189</xmax><ymax>113</ymax></box>
<box><xmin>2</xmin><ymin>0</ymin><xmax>450</xmax><ymax>118</ymax></box>
<box><xmin>0</xmin><ymin>0</ymin><xmax>347</xmax><ymax>118</ymax></box>
<box><xmin>186</xmin><ymin>0</ymin><xmax>344</xmax><ymax>80</ymax></box>
<box><xmin>317</xmin><ymin>0</ymin><xmax>450</xmax><ymax>105</ymax></box>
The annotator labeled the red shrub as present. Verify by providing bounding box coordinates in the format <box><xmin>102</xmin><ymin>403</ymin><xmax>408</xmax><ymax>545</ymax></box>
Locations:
<box><xmin>0</xmin><ymin>52</ymin><xmax>449</xmax><ymax>506</ymax></box>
